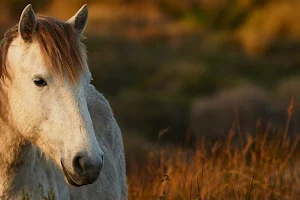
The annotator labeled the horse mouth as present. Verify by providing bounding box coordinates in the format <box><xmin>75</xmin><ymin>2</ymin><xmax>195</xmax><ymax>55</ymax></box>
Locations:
<box><xmin>61</xmin><ymin>161</ymin><xmax>84</xmax><ymax>187</ymax></box>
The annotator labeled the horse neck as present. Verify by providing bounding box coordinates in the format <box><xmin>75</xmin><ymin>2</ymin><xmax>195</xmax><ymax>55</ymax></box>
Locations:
<box><xmin>0</xmin><ymin>96</ymin><xmax>37</xmax><ymax>197</ymax></box>
<box><xmin>0</xmin><ymin>117</ymin><xmax>62</xmax><ymax>199</ymax></box>
<box><xmin>0</xmin><ymin>119</ymin><xmax>34</xmax><ymax>169</ymax></box>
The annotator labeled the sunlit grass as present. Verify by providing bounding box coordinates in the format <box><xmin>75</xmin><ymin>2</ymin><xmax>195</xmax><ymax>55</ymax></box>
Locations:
<box><xmin>127</xmin><ymin>99</ymin><xmax>300</xmax><ymax>199</ymax></box>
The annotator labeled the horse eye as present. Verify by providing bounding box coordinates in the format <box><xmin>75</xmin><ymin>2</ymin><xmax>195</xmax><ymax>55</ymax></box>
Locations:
<box><xmin>33</xmin><ymin>77</ymin><xmax>47</xmax><ymax>87</ymax></box>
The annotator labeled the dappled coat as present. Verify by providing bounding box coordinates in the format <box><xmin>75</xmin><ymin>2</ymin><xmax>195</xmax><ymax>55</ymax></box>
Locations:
<box><xmin>0</xmin><ymin>4</ymin><xmax>127</xmax><ymax>200</ymax></box>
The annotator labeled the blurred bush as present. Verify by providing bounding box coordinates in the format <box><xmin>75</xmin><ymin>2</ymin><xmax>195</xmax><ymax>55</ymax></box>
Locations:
<box><xmin>190</xmin><ymin>84</ymin><xmax>271</xmax><ymax>140</ymax></box>
<box><xmin>190</xmin><ymin>81</ymin><xmax>300</xmax><ymax>141</ymax></box>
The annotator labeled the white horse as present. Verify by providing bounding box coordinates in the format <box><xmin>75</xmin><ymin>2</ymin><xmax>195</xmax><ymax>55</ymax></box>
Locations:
<box><xmin>0</xmin><ymin>4</ymin><xmax>127</xmax><ymax>200</ymax></box>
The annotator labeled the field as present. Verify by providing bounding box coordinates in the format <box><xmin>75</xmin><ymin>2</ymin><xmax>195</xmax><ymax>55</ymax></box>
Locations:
<box><xmin>127</xmin><ymin>100</ymin><xmax>300</xmax><ymax>199</ymax></box>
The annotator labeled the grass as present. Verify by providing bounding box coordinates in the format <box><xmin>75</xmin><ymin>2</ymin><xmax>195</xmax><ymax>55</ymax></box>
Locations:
<box><xmin>127</xmin><ymin>99</ymin><xmax>300</xmax><ymax>199</ymax></box>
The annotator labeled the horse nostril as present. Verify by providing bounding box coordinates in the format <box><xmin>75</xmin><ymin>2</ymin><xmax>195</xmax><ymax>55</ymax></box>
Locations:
<box><xmin>72</xmin><ymin>155</ymin><xmax>84</xmax><ymax>175</ymax></box>
<box><xmin>100</xmin><ymin>154</ymin><xmax>104</xmax><ymax>162</ymax></box>
<box><xmin>71</xmin><ymin>154</ymin><xmax>104</xmax><ymax>178</ymax></box>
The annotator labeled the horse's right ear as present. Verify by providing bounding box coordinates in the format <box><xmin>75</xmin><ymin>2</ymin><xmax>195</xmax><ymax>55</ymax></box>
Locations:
<box><xmin>18</xmin><ymin>4</ymin><xmax>37</xmax><ymax>43</ymax></box>
<box><xmin>66</xmin><ymin>4</ymin><xmax>88</xmax><ymax>35</ymax></box>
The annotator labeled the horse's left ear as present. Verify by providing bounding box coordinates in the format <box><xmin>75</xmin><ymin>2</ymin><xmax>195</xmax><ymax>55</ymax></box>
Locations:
<box><xmin>66</xmin><ymin>4</ymin><xmax>88</xmax><ymax>35</ymax></box>
<box><xmin>18</xmin><ymin>4</ymin><xmax>37</xmax><ymax>43</ymax></box>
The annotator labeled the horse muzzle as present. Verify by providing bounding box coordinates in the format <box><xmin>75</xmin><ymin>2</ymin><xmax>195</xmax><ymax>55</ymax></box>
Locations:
<box><xmin>61</xmin><ymin>154</ymin><xmax>104</xmax><ymax>187</ymax></box>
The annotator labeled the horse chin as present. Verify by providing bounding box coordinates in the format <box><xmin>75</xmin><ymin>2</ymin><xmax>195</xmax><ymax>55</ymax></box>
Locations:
<box><xmin>61</xmin><ymin>161</ymin><xmax>88</xmax><ymax>187</ymax></box>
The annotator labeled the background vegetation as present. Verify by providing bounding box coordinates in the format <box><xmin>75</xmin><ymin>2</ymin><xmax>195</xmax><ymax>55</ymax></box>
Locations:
<box><xmin>2</xmin><ymin>0</ymin><xmax>300</xmax><ymax>199</ymax></box>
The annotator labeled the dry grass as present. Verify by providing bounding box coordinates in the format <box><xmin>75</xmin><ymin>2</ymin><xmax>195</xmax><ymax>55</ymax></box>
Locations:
<box><xmin>127</xmin><ymin>99</ymin><xmax>300</xmax><ymax>199</ymax></box>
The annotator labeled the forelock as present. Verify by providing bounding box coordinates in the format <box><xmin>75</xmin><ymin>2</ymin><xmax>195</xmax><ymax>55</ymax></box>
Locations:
<box><xmin>0</xmin><ymin>15</ymin><xmax>87</xmax><ymax>83</ymax></box>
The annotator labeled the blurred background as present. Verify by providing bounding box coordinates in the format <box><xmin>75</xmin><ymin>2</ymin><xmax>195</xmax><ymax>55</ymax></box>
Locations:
<box><xmin>1</xmin><ymin>0</ymin><xmax>300</xmax><ymax>164</ymax></box>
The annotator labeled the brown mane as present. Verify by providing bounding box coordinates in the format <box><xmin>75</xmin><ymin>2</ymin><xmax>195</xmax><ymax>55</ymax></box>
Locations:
<box><xmin>0</xmin><ymin>15</ymin><xmax>86</xmax><ymax>83</ymax></box>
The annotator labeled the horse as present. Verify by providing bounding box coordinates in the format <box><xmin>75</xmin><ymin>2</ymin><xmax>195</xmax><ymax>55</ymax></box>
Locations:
<box><xmin>0</xmin><ymin>4</ymin><xmax>127</xmax><ymax>200</ymax></box>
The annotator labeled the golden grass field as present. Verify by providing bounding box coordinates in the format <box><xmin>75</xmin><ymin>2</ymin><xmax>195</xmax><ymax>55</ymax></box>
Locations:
<box><xmin>127</xmin><ymin>99</ymin><xmax>300</xmax><ymax>200</ymax></box>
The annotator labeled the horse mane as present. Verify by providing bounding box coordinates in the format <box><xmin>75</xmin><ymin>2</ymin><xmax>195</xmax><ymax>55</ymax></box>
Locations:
<box><xmin>0</xmin><ymin>15</ymin><xmax>86</xmax><ymax>82</ymax></box>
